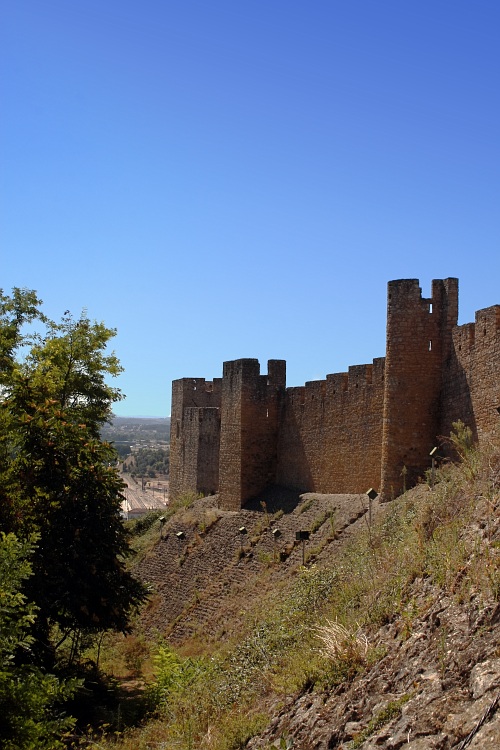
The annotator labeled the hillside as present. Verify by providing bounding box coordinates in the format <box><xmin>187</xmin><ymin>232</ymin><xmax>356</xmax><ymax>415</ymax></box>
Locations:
<box><xmin>135</xmin><ymin>489</ymin><xmax>373</xmax><ymax>645</ymax></box>
<box><xmin>98</xmin><ymin>429</ymin><xmax>500</xmax><ymax>750</ymax></box>
<box><xmin>101</xmin><ymin>416</ymin><xmax>170</xmax><ymax>446</ymax></box>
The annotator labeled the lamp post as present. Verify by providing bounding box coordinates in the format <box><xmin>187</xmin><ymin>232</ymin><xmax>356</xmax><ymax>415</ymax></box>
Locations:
<box><xmin>272</xmin><ymin>527</ymin><xmax>281</xmax><ymax>562</ymax></box>
<box><xmin>430</xmin><ymin>446</ymin><xmax>439</xmax><ymax>490</ymax></box>
<box><xmin>296</xmin><ymin>530</ymin><xmax>310</xmax><ymax>566</ymax></box>
<box><xmin>239</xmin><ymin>526</ymin><xmax>247</xmax><ymax>556</ymax></box>
<box><xmin>366</xmin><ymin>488</ymin><xmax>378</xmax><ymax>528</ymax></box>
<box><xmin>159</xmin><ymin>516</ymin><xmax>166</xmax><ymax>540</ymax></box>
<box><xmin>175</xmin><ymin>530</ymin><xmax>186</xmax><ymax>564</ymax></box>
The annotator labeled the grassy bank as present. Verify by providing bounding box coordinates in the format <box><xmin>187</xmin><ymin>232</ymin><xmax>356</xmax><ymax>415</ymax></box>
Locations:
<box><xmin>82</xmin><ymin>425</ymin><xmax>500</xmax><ymax>750</ymax></box>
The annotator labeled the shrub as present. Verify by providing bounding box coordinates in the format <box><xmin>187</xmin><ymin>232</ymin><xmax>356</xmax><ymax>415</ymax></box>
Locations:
<box><xmin>148</xmin><ymin>644</ymin><xmax>203</xmax><ymax>707</ymax></box>
<box><xmin>0</xmin><ymin>533</ymin><xmax>79</xmax><ymax>750</ymax></box>
<box><xmin>316</xmin><ymin>620</ymin><xmax>368</xmax><ymax>665</ymax></box>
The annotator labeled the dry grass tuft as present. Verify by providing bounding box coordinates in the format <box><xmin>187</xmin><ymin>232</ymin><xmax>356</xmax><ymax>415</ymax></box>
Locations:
<box><xmin>316</xmin><ymin>620</ymin><xmax>369</xmax><ymax>665</ymax></box>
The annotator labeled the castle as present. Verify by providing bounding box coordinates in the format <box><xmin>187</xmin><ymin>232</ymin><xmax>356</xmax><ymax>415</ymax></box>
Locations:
<box><xmin>170</xmin><ymin>278</ymin><xmax>500</xmax><ymax>509</ymax></box>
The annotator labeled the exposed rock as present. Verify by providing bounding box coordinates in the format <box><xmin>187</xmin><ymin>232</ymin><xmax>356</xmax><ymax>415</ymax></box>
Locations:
<box><xmin>132</xmin><ymin>465</ymin><xmax>500</xmax><ymax>750</ymax></box>
<box><xmin>246</xmin><ymin>588</ymin><xmax>500</xmax><ymax>750</ymax></box>
<box><xmin>470</xmin><ymin>659</ymin><xmax>500</xmax><ymax>699</ymax></box>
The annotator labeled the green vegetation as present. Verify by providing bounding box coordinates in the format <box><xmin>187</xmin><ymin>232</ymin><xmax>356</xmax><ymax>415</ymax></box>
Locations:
<box><xmin>0</xmin><ymin>288</ymin><xmax>147</xmax><ymax>746</ymax></box>
<box><xmin>87</xmin><ymin>423</ymin><xmax>500</xmax><ymax>750</ymax></box>
<box><xmin>297</xmin><ymin>496</ymin><xmax>314</xmax><ymax>514</ymax></box>
<box><xmin>348</xmin><ymin>693</ymin><xmax>412</xmax><ymax>748</ymax></box>
<box><xmin>147</xmin><ymin>644</ymin><xmax>201</xmax><ymax>705</ymax></box>
<box><xmin>128</xmin><ymin>446</ymin><xmax>169</xmax><ymax>478</ymax></box>
<box><xmin>125</xmin><ymin>493</ymin><xmax>201</xmax><ymax>563</ymax></box>
<box><xmin>0</xmin><ymin>532</ymin><xmax>79</xmax><ymax>749</ymax></box>
<box><xmin>101</xmin><ymin>417</ymin><xmax>170</xmax><ymax>446</ymax></box>
<box><xmin>310</xmin><ymin>509</ymin><xmax>329</xmax><ymax>533</ymax></box>
<box><xmin>114</xmin><ymin>441</ymin><xmax>132</xmax><ymax>459</ymax></box>
<box><xmin>2</xmin><ymin>293</ymin><xmax>498</xmax><ymax>750</ymax></box>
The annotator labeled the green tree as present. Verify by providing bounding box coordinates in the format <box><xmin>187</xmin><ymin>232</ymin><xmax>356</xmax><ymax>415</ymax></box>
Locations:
<box><xmin>114</xmin><ymin>442</ymin><xmax>132</xmax><ymax>459</ymax></box>
<box><xmin>132</xmin><ymin>446</ymin><xmax>170</xmax><ymax>477</ymax></box>
<box><xmin>0</xmin><ymin>289</ymin><xmax>148</xmax><ymax>666</ymax></box>
<box><xmin>0</xmin><ymin>532</ymin><xmax>78</xmax><ymax>749</ymax></box>
<box><xmin>0</xmin><ymin>288</ymin><xmax>45</xmax><ymax>532</ymax></box>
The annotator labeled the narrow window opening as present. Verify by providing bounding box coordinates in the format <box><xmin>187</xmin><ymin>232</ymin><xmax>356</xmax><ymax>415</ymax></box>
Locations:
<box><xmin>428</xmin><ymin>340</ymin><xmax>432</xmax><ymax>351</ymax></box>
<box><xmin>266</xmin><ymin>408</ymin><xmax>269</xmax><ymax>418</ymax></box>
<box><xmin>429</xmin><ymin>302</ymin><xmax>433</xmax><ymax>313</ymax></box>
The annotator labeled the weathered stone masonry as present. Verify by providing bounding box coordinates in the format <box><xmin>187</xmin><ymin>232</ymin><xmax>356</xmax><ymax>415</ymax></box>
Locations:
<box><xmin>170</xmin><ymin>278</ymin><xmax>500</xmax><ymax>508</ymax></box>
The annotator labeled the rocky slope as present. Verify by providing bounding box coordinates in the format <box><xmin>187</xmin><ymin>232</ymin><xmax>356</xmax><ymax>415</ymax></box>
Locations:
<box><xmin>247</xmin><ymin>582</ymin><xmax>500</xmax><ymax>749</ymax></box>
<box><xmin>126</xmin><ymin>441</ymin><xmax>500</xmax><ymax>750</ymax></box>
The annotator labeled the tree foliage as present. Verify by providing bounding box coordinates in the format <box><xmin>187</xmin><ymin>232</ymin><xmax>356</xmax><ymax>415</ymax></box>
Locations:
<box><xmin>0</xmin><ymin>532</ymin><xmax>78</xmax><ymax>749</ymax></box>
<box><xmin>0</xmin><ymin>288</ymin><xmax>148</xmax><ymax>668</ymax></box>
<box><xmin>129</xmin><ymin>446</ymin><xmax>169</xmax><ymax>478</ymax></box>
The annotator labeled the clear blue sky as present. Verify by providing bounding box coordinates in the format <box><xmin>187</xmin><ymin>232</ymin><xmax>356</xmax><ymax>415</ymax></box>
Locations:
<box><xmin>2</xmin><ymin>1</ymin><xmax>499</xmax><ymax>416</ymax></box>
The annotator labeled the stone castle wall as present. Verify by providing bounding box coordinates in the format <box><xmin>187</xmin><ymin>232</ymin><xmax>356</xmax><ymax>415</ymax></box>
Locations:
<box><xmin>169</xmin><ymin>377</ymin><xmax>222</xmax><ymax>500</ymax></box>
<box><xmin>440</xmin><ymin>305</ymin><xmax>500</xmax><ymax>445</ymax></box>
<box><xmin>170</xmin><ymin>278</ymin><xmax>500</xmax><ymax>508</ymax></box>
<box><xmin>380</xmin><ymin>278</ymin><xmax>458</xmax><ymax>496</ymax></box>
<box><xmin>276</xmin><ymin>359</ymin><xmax>385</xmax><ymax>494</ymax></box>
<box><xmin>218</xmin><ymin>359</ymin><xmax>286</xmax><ymax>509</ymax></box>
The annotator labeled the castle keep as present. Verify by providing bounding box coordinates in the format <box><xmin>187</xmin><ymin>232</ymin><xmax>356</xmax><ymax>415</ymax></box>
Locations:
<box><xmin>170</xmin><ymin>278</ymin><xmax>500</xmax><ymax>509</ymax></box>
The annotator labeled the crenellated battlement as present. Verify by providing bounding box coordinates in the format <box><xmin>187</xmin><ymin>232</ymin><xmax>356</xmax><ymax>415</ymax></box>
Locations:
<box><xmin>453</xmin><ymin>322</ymin><xmax>476</xmax><ymax>353</ymax></box>
<box><xmin>170</xmin><ymin>278</ymin><xmax>499</xmax><ymax>508</ymax></box>
<box><xmin>475</xmin><ymin>306</ymin><xmax>500</xmax><ymax>339</ymax></box>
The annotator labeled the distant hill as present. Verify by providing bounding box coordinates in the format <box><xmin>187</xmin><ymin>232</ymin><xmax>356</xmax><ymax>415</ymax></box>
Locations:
<box><xmin>111</xmin><ymin>416</ymin><xmax>170</xmax><ymax>425</ymax></box>
<box><xmin>101</xmin><ymin>416</ymin><xmax>171</xmax><ymax>445</ymax></box>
